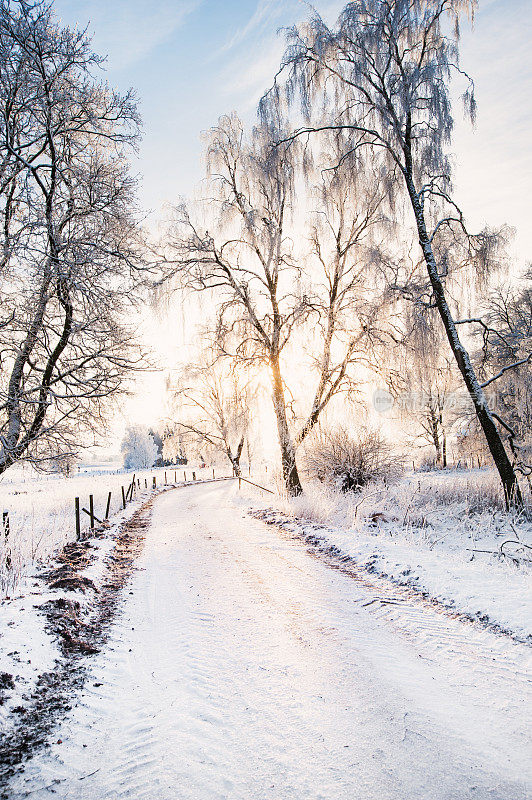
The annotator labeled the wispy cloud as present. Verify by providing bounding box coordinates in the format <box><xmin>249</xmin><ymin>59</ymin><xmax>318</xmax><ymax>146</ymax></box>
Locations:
<box><xmin>55</xmin><ymin>0</ymin><xmax>202</xmax><ymax>71</ymax></box>
<box><xmin>216</xmin><ymin>0</ymin><xmax>282</xmax><ymax>57</ymax></box>
<box><xmin>221</xmin><ymin>38</ymin><xmax>286</xmax><ymax>108</ymax></box>
<box><xmin>216</xmin><ymin>0</ymin><xmax>343</xmax><ymax>109</ymax></box>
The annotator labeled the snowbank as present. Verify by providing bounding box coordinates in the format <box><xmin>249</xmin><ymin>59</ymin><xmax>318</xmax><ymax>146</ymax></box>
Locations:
<box><xmin>236</xmin><ymin>470</ymin><xmax>532</xmax><ymax>641</ymax></box>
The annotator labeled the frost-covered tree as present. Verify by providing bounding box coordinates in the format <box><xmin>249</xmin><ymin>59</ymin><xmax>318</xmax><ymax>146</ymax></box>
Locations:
<box><xmin>121</xmin><ymin>425</ymin><xmax>157</xmax><ymax>470</ymax></box>
<box><xmin>161</xmin><ymin>114</ymin><xmax>307</xmax><ymax>494</ymax></box>
<box><xmin>475</xmin><ymin>272</ymin><xmax>532</xmax><ymax>476</ymax></box>
<box><xmin>297</xmin><ymin>132</ymin><xmax>391</xmax><ymax>445</ymax></box>
<box><xmin>383</xmin><ymin>302</ymin><xmax>457</xmax><ymax>466</ymax></box>
<box><xmin>169</xmin><ymin>359</ymin><xmax>252</xmax><ymax>476</ymax></box>
<box><xmin>162</xmin><ymin>428</ymin><xmax>187</xmax><ymax>464</ymax></box>
<box><xmin>161</xmin><ymin>114</ymin><xmax>391</xmax><ymax>495</ymax></box>
<box><xmin>263</xmin><ymin>0</ymin><xmax>522</xmax><ymax>506</ymax></box>
<box><xmin>0</xmin><ymin>0</ymin><xmax>146</xmax><ymax>475</ymax></box>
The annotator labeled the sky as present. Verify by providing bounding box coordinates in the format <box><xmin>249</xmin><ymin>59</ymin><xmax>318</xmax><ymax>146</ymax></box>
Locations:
<box><xmin>51</xmin><ymin>0</ymin><xmax>532</xmax><ymax>454</ymax></box>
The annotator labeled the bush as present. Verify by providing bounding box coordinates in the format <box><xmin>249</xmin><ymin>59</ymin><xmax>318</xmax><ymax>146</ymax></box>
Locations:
<box><xmin>121</xmin><ymin>425</ymin><xmax>158</xmax><ymax>470</ymax></box>
<box><xmin>304</xmin><ymin>427</ymin><xmax>403</xmax><ymax>492</ymax></box>
<box><xmin>416</xmin><ymin>455</ymin><xmax>445</xmax><ymax>473</ymax></box>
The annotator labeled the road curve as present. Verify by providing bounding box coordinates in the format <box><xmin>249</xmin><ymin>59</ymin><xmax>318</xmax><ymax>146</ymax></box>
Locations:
<box><xmin>7</xmin><ymin>482</ymin><xmax>531</xmax><ymax>799</ymax></box>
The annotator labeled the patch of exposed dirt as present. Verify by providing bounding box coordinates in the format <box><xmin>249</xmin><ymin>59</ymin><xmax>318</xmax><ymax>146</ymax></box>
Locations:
<box><xmin>0</xmin><ymin>500</ymin><xmax>153</xmax><ymax>791</ymax></box>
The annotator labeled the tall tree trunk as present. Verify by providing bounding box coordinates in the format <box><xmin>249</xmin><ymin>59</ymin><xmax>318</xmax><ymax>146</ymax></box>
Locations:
<box><xmin>427</xmin><ymin>396</ymin><xmax>442</xmax><ymax>465</ymax></box>
<box><xmin>271</xmin><ymin>354</ymin><xmax>303</xmax><ymax>496</ymax></box>
<box><xmin>403</xmin><ymin>164</ymin><xmax>522</xmax><ymax>507</ymax></box>
<box><xmin>229</xmin><ymin>436</ymin><xmax>245</xmax><ymax>477</ymax></box>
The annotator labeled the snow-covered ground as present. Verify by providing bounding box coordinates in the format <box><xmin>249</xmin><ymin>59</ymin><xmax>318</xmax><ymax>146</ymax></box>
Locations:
<box><xmin>0</xmin><ymin>463</ymin><xmax>227</xmax><ymax>597</ymax></box>
<box><xmin>238</xmin><ymin>469</ymin><xmax>532</xmax><ymax>641</ymax></box>
<box><xmin>0</xmin><ymin>471</ymin><xmax>231</xmax><ymax>750</ymax></box>
<box><xmin>0</xmin><ymin>485</ymin><xmax>151</xmax><ymax>736</ymax></box>
<box><xmin>4</xmin><ymin>482</ymin><xmax>530</xmax><ymax>799</ymax></box>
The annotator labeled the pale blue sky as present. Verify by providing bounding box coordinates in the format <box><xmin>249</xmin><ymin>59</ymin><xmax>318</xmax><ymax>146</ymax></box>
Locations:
<box><xmin>53</xmin><ymin>1</ymin><xmax>343</xmax><ymax>212</ymax></box>
<box><xmin>53</xmin><ymin>0</ymin><xmax>532</xmax><ymax>265</ymax></box>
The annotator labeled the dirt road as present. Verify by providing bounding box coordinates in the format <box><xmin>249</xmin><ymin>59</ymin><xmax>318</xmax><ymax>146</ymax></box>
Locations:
<box><xmin>6</xmin><ymin>483</ymin><xmax>531</xmax><ymax>799</ymax></box>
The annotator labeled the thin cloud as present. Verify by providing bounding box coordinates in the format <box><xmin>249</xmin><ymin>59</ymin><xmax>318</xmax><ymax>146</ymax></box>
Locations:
<box><xmin>216</xmin><ymin>0</ymin><xmax>281</xmax><ymax>57</ymax></box>
<box><xmin>221</xmin><ymin>39</ymin><xmax>286</xmax><ymax>106</ymax></box>
<box><xmin>215</xmin><ymin>0</ymin><xmax>342</xmax><ymax>109</ymax></box>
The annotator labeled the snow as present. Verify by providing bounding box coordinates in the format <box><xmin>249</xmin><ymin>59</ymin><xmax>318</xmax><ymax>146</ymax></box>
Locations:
<box><xmin>0</xmin><ymin>472</ymin><xmax>233</xmax><ymax>741</ymax></box>
<box><xmin>0</xmin><ymin>486</ymin><xmax>149</xmax><ymax>734</ymax></box>
<box><xmin>4</xmin><ymin>483</ymin><xmax>531</xmax><ymax>799</ymax></box>
<box><xmin>237</xmin><ymin>469</ymin><xmax>532</xmax><ymax>641</ymax></box>
<box><xmin>0</xmin><ymin>463</ymin><xmax>225</xmax><ymax>597</ymax></box>
<box><xmin>0</xmin><ymin>586</ymin><xmax>59</xmax><ymax>728</ymax></box>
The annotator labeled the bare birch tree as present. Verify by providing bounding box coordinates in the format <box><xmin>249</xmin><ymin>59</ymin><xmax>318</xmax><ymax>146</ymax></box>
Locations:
<box><xmin>474</xmin><ymin>272</ymin><xmax>532</xmax><ymax>477</ymax></box>
<box><xmin>169</xmin><ymin>358</ymin><xmax>252</xmax><ymax>476</ymax></box>
<box><xmin>162</xmin><ymin>113</ymin><xmax>307</xmax><ymax>494</ymax></box>
<box><xmin>0</xmin><ymin>0</ymin><xmax>146</xmax><ymax>474</ymax></box>
<box><xmin>161</xmin><ymin>114</ymin><xmax>392</xmax><ymax>494</ymax></box>
<box><xmin>383</xmin><ymin>302</ymin><xmax>456</xmax><ymax>466</ymax></box>
<box><xmin>263</xmin><ymin>0</ymin><xmax>523</xmax><ymax>506</ymax></box>
<box><xmin>296</xmin><ymin>134</ymin><xmax>391</xmax><ymax>445</ymax></box>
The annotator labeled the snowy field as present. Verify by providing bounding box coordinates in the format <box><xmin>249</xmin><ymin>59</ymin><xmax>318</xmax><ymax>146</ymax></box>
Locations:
<box><xmin>238</xmin><ymin>469</ymin><xmax>532</xmax><ymax>641</ymax></box>
<box><xmin>0</xmin><ymin>463</ymin><xmax>228</xmax><ymax>596</ymax></box>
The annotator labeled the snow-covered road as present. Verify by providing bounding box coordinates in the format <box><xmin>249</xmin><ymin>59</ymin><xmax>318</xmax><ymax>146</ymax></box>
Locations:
<box><xmin>7</xmin><ymin>483</ymin><xmax>531</xmax><ymax>799</ymax></box>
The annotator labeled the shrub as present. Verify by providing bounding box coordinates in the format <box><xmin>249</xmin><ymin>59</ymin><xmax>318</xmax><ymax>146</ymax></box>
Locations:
<box><xmin>304</xmin><ymin>427</ymin><xmax>404</xmax><ymax>492</ymax></box>
<box><xmin>416</xmin><ymin>455</ymin><xmax>445</xmax><ymax>472</ymax></box>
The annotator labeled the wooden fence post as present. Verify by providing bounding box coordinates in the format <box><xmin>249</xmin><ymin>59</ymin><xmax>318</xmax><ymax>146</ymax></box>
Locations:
<box><xmin>184</xmin><ymin>471</ymin><xmax>187</xmax><ymax>481</ymax></box>
<box><xmin>3</xmin><ymin>512</ymin><xmax>11</xmax><ymax>570</ymax></box>
<box><xmin>75</xmin><ymin>498</ymin><xmax>81</xmax><ymax>540</ymax></box>
<box><xmin>145</xmin><ymin>478</ymin><xmax>147</xmax><ymax>489</ymax></box>
<box><xmin>212</xmin><ymin>468</ymin><xmax>215</xmax><ymax>479</ymax></box>
<box><xmin>238</xmin><ymin>477</ymin><xmax>241</xmax><ymax>490</ymax></box>
<box><xmin>89</xmin><ymin>495</ymin><xmax>95</xmax><ymax>529</ymax></box>
<box><xmin>105</xmin><ymin>492</ymin><xmax>112</xmax><ymax>520</ymax></box>
<box><xmin>153</xmin><ymin>476</ymin><xmax>156</xmax><ymax>489</ymax></box>
<box><xmin>164</xmin><ymin>471</ymin><xmax>167</xmax><ymax>484</ymax></box>
<box><xmin>121</xmin><ymin>486</ymin><xmax>126</xmax><ymax>509</ymax></box>
<box><xmin>174</xmin><ymin>471</ymin><xmax>177</xmax><ymax>482</ymax></box>
<box><xmin>192</xmin><ymin>471</ymin><xmax>196</xmax><ymax>481</ymax></box>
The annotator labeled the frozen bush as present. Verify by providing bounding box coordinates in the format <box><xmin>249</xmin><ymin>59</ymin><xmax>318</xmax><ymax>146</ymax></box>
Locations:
<box><xmin>304</xmin><ymin>427</ymin><xmax>404</xmax><ymax>493</ymax></box>
<box><xmin>121</xmin><ymin>425</ymin><xmax>158</xmax><ymax>470</ymax></box>
<box><xmin>416</xmin><ymin>455</ymin><xmax>445</xmax><ymax>473</ymax></box>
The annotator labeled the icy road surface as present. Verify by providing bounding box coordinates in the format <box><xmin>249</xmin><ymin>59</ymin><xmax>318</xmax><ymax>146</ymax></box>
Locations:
<box><xmin>7</xmin><ymin>482</ymin><xmax>532</xmax><ymax>799</ymax></box>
